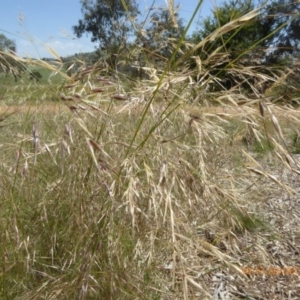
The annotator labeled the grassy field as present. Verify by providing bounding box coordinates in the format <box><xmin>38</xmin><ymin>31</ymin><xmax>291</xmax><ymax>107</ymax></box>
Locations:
<box><xmin>1</xmin><ymin>63</ymin><xmax>300</xmax><ymax>299</ymax></box>
<box><xmin>1</xmin><ymin>10</ymin><xmax>300</xmax><ymax>300</ymax></box>
<box><xmin>0</xmin><ymin>61</ymin><xmax>67</xmax><ymax>105</ymax></box>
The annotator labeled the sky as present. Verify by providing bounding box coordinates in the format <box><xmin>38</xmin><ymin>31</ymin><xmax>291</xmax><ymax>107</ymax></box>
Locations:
<box><xmin>0</xmin><ymin>0</ymin><xmax>215</xmax><ymax>59</ymax></box>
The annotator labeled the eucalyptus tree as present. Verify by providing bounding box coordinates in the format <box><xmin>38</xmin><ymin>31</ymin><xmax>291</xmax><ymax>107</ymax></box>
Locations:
<box><xmin>191</xmin><ymin>0</ymin><xmax>300</xmax><ymax>63</ymax></box>
<box><xmin>188</xmin><ymin>0</ymin><xmax>300</xmax><ymax>92</ymax></box>
<box><xmin>259</xmin><ymin>0</ymin><xmax>300</xmax><ymax>63</ymax></box>
<box><xmin>143</xmin><ymin>7</ymin><xmax>185</xmax><ymax>59</ymax></box>
<box><xmin>0</xmin><ymin>33</ymin><xmax>16</xmax><ymax>52</ymax></box>
<box><xmin>73</xmin><ymin>0</ymin><xmax>139</xmax><ymax>68</ymax></box>
<box><xmin>0</xmin><ymin>33</ymin><xmax>23</xmax><ymax>81</ymax></box>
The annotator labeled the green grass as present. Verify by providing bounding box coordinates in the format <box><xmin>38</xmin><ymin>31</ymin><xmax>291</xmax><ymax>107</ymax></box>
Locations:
<box><xmin>290</xmin><ymin>132</ymin><xmax>300</xmax><ymax>154</ymax></box>
<box><xmin>0</xmin><ymin>63</ymin><xmax>66</xmax><ymax>104</ymax></box>
<box><xmin>252</xmin><ymin>137</ymin><xmax>275</xmax><ymax>155</ymax></box>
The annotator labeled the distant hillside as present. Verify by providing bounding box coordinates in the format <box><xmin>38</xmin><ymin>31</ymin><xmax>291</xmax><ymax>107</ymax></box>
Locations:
<box><xmin>40</xmin><ymin>51</ymin><xmax>98</xmax><ymax>66</ymax></box>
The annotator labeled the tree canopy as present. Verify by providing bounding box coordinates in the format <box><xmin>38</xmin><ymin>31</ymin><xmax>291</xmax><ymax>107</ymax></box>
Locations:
<box><xmin>73</xmin><ymin>0</ymin><xmax>139</xmax><ymax>51</ymax></box>
<box><xmin>0</xmin><ymin>33</ymin><xmax>16</xmax><ymax>53</ymax></box>
<box><xmin>259</xmin><ymin>0</ymin><xmax>300</xmax><ymax>62</ymax></box>
<box><xmin>0</xmin><ymin>34</ymin><xmax>21</xmax><ymax>81</ymax></box>
<box><xmin>185</xmin><ymin>0</ymin><xmax>300</xmax><ymax>92</ymax></box>
<box><xmin>191</xmin><ymin>0</ymin><xmax>300</xmax><ymax>63</ymax></box>
<box><xmin>71</xmin><ymin>0</ymin><xmax>300</xmax><ymax>86</ymax></box>
<box><xmin>142</xmin><ymin>7</ymin><xmax>185</xmax><ymax>59</ymax></box>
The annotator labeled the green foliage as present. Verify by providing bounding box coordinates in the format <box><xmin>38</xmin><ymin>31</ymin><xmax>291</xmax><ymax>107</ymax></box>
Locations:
<box><xmin>141</xmin><ymin>8</ymin><xmax>185</xmax><ymax>58</ymax></box>
<box><xmin>0</xmin><ymin>34</ymin><xmax>24</xmax><ymax>81</ymax></box>
<box><xmin>193</xmin><ymin>0</ymin><xmax>260</xmax><ymax>59</ymax></box>
<box><xmin>252</xmin><ymin>137</ymin><xmax>275</xmax><ymax>155</ymax></box>
<box><xmin>130</xmin><ymin>7</ymin><xmax>186</xmax><ymax>79</ymax></box>
<box><xmin>0</xmin><ymin>63</ymin><xmax>65</xmax><ymax>103</ymax></box>
<box><xmin>29</xmin><ymin>70</ymin><xmax>43</xmax><ymax>82</ymax></box>
<box><xmin>192</xmin><ymin>0</ymin><xmax>300</xmax><ymax>62</ymax></box>
<box><xmin>0</xmin><ymin>33</ymin><xmax>16</xmax><ymax>52</ymax></box>
<box><xmin>229</xmin><ymin>206</ymin><xmax>269</xmax><ymax>233</ymax></box>
<box><xmin>260</xmin><ymin>0</ymin><xmax>300</xmax><ymax>62</ymax></box>
<box><xmin>184</xmin><ymin>0</ymin><xmax>300</xmax><ymax>94</ymax></box>
<box><xmin>73</xmin><ymin>0</ymin><xmax>139</xmax><ymax>68</ymax></box>
<box><xmin>290</xmin><ymin>132</ymin><xmax>300</xmax><ymax>154</ymax></box>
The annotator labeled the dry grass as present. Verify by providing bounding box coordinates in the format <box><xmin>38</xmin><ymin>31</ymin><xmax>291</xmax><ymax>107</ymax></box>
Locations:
<box><xmin>1</xmin><ymin>2</ymin><xmax>300</xmax><ymax>299</ymax></box>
